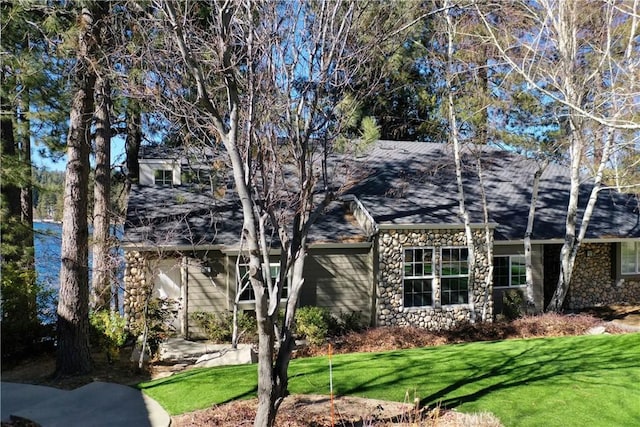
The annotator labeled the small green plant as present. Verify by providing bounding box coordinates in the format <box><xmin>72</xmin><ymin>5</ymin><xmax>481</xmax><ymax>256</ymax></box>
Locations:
<box><xmin>1</xmin><ymin>265</ymin><xmax>56</xmax><ymax>362</ymax></box>
<box><xmin>294</xmin><ymin>306</ymin><xmax>332</xmax><ymax>345</ymax></box>
<box><xmin>190</xmin><ymin>311</ymin><xmax>257</xmax><ymax>344</ymax></box>
<box><xmin>502</xmin><ymin>289</ymin><xmax>524</xmax><ymax>321</ymax></box>
<box><xmin>90</xmin><ymin>310</ymin><xmax>128</xmax><ymax>363</ymax></box>
<box><xmin>130</xmin><ymin>298</ymin><xmax>178</xmax><ymax>359</ymax></box>
<box><xmin>333</xmin><ymin>310</ymin><xmax>364</xmax><ymax>336</ymax></box>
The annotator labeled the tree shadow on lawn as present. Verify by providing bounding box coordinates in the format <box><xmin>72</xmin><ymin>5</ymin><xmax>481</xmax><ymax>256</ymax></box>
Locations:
<box><xmin>421</xmin><ymin>336</ymin><xmax>640</xmax><ymax>410</ymax></box>
<box><xmin>329</xmin><ymin>335</ymin><xmax>640</xmax><ymax>411</ymax></box>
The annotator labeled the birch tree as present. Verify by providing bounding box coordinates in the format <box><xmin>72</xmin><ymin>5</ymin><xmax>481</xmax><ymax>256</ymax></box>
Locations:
<box><xmin>444</xmin><ymin>0</ymin><xmax>478</xmax><ymax>317</ymax></box>
<box><xmin>478</xmin><ymin>0</ymin><xmax>639</xmax><ymax>310</ymax></box>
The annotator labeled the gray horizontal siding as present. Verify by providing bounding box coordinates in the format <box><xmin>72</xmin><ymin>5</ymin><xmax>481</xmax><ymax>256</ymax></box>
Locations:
<box><xmin>186</xmin><ymin>252</ymin><xmax>229</xmax><ymax>338</ymax></box>
<box><xmin>305</xmin><ymin>247</ymin><xmax>373</xmax><ymax>324</ymax></box>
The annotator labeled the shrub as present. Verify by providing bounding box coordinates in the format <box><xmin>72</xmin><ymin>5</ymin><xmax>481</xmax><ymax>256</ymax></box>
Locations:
<box><xmin>1</xmin><ymin>265</ymin><xmax>54</xmax><ymax>362</ymax></box>
<box><xmin>129</xmin><ymin>298</ymin><xmax>179</xmax><ymax>357</ymax></box>
<box><xmin>190</xmin><ymin>311</ymin><xmax>257</xmax><ymax>344</ymax></box>
<box><xmin>294</xmin><ymin>306</ymin><xmax>332</xmax><ymax>345</ymax></box>
<box><xmin>90</xmin><ymin>310</ymin><xmax>128</xmax><ymax>362</ymax></box>
<box><xmin>502</xmin><ymin>289</ymin><xmax>524</xmax><ymax>320</ymax></box>
<box><xmin>332</xmin><ymin>310</ymin><xmax>365</xmax><ymax>336</ymax></box>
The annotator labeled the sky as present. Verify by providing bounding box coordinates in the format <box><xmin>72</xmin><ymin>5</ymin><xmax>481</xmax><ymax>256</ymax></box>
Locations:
<box><xmin>32</xmin><ymin>136</ymin><xmax>127</xmax><ymax>172</ymax></box>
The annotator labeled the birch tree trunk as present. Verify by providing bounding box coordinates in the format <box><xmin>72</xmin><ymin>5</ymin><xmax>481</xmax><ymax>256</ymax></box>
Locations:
<box><xmin>524</xmin><ymin>159</ymin><xmax>548</xmax><ymax>313</ymax></box>
<box><xmin>445</xmin><ymin>0</ymin><xmax>476</xmax><ymax>310</ymax></box>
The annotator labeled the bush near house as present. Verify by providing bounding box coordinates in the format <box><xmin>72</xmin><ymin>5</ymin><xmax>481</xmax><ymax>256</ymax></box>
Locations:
<box><xmin>89</xmin><ymin>310</ymin><xmax>128</xmax><ymax>362</ymax></box>
<box><xmin>295</xmin><ymin>307</ymin><xmax>365</xmax><ymax>345</ymax></box>
<box><xmin>190</xmin><ymin>311</ymin><xmax>258</xmax><ymax>344</ymax></box>
<box><xmin>189</xmin><ymin>308</ymin><xmax>365</xmax><ymax>346</ymax></box>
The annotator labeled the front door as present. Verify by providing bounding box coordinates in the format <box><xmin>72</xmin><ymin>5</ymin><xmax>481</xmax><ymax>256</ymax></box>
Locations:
<box><xmin>543</xmin><ymin>244</ymin><xmax>562</xmax><ymax>310</ymax></box>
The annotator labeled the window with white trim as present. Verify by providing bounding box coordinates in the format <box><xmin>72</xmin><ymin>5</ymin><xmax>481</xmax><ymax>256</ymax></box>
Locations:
<box><xmin>154</xmin><ymin>169</ymin><xmax>173</xmax><ymax>186</ymax></box>
<box><xmin>441</xmin><ymin>247</ymin><xmax>469</xmax><ymax>305</ymax></box>
<box><xmin>493</xmin><ymin>255</ymin><xmax>526</xmax><ymax>287</ymax></box>
<box><xmin>238</xmin><ymin>263</ymin><xmax>288</xmax><ymax>302</ymax></box>
<box><xmin>403</xmin><ymin>248</ymin><xmax>434</xmax><ymax>308</ymax></box>
<box><xmin>621</xmin><ymin>242</ymin><xmax>640</xmax><ymax>275</ymax></box>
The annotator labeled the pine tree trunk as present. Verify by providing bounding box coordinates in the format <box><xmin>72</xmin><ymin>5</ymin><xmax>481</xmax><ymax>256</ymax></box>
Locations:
<box><xmin>1</xmin><ymin>78</ymin><xmax>38</xmax><ymax>327</ymax></box>
<box><xmin>0</xmin><ymin>92</ymin><xmax>22</xmax><ymax>255</ymax></box>
<box><xmin>125</xmin><ymin>99</ymin><xmax>141</xmax><ymax>191</ymax></box>
<box><xmin>91</xmin><ymin>75</ymin><xmax>112</xmax><ymax>311</ymax></box>
<box><xmin>17</xmin><ymin>91</ymin><xmax>34</xmax><ymax>260</ymax></box>
<box><xmin>56</xmin><ymin>6</ymin><xmax>100</xmax><ymax>376</ymax></box>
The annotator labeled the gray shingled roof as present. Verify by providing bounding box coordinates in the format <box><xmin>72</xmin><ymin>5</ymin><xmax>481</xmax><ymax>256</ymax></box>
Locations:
<box><xmin>352</xmin><ymin>141</ymin><xmax>639</xmax><ymax>240</ymax></box>
<box><xmin>124</xmin><ymin>140</ymin><xmax>639</xmax><ymax>248</ymax></box>
<box><xmin>124</xmin><ymin>186</ymin><xmax>367</xmax><ymax>248</ymax></box>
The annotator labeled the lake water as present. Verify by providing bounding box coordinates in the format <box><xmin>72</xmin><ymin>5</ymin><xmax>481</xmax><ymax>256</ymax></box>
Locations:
<box><xmin>34</xmin><ymin>221</ymin><xmax>124</xmax><ymax>321</ymax></box>
<box><xmin>34</xmin><ymin>222</ymin><xmax>63</xmax><ymax>290</ymax></box>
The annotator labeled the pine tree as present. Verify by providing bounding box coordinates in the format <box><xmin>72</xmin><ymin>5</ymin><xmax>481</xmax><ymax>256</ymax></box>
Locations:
<box><xmin>56</xmin><ymin>3</ymin><xmax>107</xmax><ymax>376</ymax></box>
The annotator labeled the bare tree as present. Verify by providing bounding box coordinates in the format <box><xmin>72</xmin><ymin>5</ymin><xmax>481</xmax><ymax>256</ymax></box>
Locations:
<box><xmin>130</xmin><ymin>1</ymin><xmax>415</xmax><ymax>425</ymax></box>
<box><xmin>444</xmin><ymin>0</ymin><xmax>478</xmax><ymax>314</ymax></box>
<box><xmin>477</xmin><ymin>0</ymin><xmax>639</xmax><ymax>310</ymax></box>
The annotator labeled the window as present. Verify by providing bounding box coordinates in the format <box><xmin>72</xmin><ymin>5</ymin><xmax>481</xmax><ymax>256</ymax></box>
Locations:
<box><xmin>238</xmin><ymin>263</ymin><xmax>287</xmax><ymax>302</ymax></box>
<box><xmin>493</xmin><ymin>255</ymin><xmax>526</xmax><ymax>287</ymax></box>
<box><xmin>441</xmin><ymin>248</ymin><xmax>469</xmax><ymax>305</ymax></box>
<box><xmin>181</xmin><ymin>168</ymin><xmax>212</xmax><ymax>185</ymax></box>
<box><xmin>154</xmin><ymin>169</ymin><xmax>173</xmax><ymax>186</ymax></box>
<box><xmin>403</xmin><ymin>248</ymin><xmax>434</xmax><ymax>308</ymax></box>
<box><xmin>621</xmin><ymin>242</ymin><xmax>640</xmax><ymax>275</ymax></box>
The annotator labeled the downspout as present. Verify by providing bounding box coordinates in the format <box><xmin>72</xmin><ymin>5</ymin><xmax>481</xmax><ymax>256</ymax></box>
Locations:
<box><xmin>181</xmin><ymin>256</ymin><xmax>188</xmax><ymax>338</ymax></box>
<box><xmin>343</xmin><ymin>194</ymin><xmax>379</xmax><ymax>327</ymax></box>
<box><xmin>371</xmin><ymin>230</ymin><xmax>380</xmax><ymax>327</ymax></box>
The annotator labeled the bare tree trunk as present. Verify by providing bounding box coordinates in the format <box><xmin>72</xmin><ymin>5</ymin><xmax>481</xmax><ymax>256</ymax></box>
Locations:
<box><xmin>91</xmin><ymin>75</ymin><xmax>112</xmax><ymax>311</ymax></box>
<box><xmin>56</xmin><ymin>6</ymin><xmax>101</xmax><ymax>376</ymax></box>
<box><xmin>445</xmin><ymin>0</ymin><xmax>476</xmax><ymax>312</ymax></box>
<box><xmin>156</xmin><ymin>2</ymin><xmax>411</xmax><ymax>426</ymax></box>
<box><xmin>545</xmin><ymin>0</ymin><xmax>583</xmax><ymax>312</ymax></box>
<box><xmin>524</xmin><ymin>159</ymin><xmax>548</xmax><ymax>313</ymax></box>
<box><xmin>474</xmin><ymin>155</ymin><xmax>493</xmax><ymax>322</ymax></box>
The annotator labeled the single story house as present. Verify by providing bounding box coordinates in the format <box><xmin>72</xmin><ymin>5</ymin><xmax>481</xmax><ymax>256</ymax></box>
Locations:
<box><xmin>122</xmin><ymin>141</ymin><xmax>640</xmax><ymax>338</ymax></box>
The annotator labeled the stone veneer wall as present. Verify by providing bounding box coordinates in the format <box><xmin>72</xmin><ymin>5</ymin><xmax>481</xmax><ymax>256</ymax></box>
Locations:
<box><xmin>569</xmin><ymin>243</ymin><xmax>640</xmax><ymax>309</ymax></box>
<box><xmin>377</xmin><ymin>228</ymin><xmax>492</xmax><ymax>330</ymax></box>
<box><xmin>123</xmin><ymin>250</ymin><xmax>151</xmax><ymax>328</ymax></box>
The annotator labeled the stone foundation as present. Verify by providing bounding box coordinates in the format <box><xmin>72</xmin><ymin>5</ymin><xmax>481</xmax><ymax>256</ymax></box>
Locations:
<box><xmin>123</xmin><ymin>251</ymin><xmax>151</xmax><ymax>330</ymax></box>
<box><xmin>377</xmin><ymin>228</ymin><xmax>493</xmax><ymax>330</ymax></box>
<box><xmin>569</xmin><ymin>243</ymin><xmax>640</xmax><ymax>309</ymax></box>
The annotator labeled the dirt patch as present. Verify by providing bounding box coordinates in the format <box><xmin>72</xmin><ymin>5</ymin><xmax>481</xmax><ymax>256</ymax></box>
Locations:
<box><xmin>579</xmin><ymin>304</ymin><xmax>640</xmax><ymax>328</ymax></box>
<box><xmin>1</xmin><ymin>347</ymin><xmax>151</xmax><ymax>390</ymax></box>
<box><xmin>171</xmin><ymin>394</ymin><xmax>503</xmax><ymax>427</ymax></box>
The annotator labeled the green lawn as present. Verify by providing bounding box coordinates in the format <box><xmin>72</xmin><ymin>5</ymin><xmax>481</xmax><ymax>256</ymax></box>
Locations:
<box><xmin>139</xmin><ymin>332</ymin><xmax>640</xmax><ymax>426</ymax></box>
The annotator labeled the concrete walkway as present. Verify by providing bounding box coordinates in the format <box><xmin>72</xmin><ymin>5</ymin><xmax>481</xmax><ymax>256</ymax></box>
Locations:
<box><xmin>1</xmin><ymin>381</ymin><xmax>170</xmax><ymax>427</ymax></box>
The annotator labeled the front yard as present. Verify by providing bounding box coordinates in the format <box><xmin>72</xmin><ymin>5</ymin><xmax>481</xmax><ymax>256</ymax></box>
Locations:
<box><xmin>139</xmin><ymin>332</ymin><xmax>640</xmax><ymax>426</ymax></box>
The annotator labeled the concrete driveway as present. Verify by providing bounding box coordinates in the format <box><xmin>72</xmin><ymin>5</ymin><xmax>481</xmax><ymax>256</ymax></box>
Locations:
<box><xmin>1</xmin><ymin>381</ymin><xmax>170</xmax><ymax>427</ymax></box>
